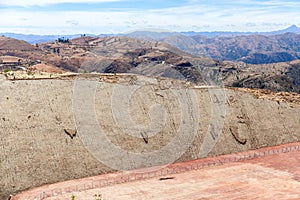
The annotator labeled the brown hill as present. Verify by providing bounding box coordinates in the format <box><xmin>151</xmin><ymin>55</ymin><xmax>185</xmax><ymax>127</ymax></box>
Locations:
<box><xmin>1</xmin><ymin>35</ymin><xmax>299</xmax><ymax>93</ymax></box>
<box><xmin>0</xmin><ymin>36</ymin><xmax>64</xmax><ymax>72</ymax></box>
<box><xmin>213</xmin><ymin>60</ymin><xmax>300</xmax><ymax>93</ymax></box>
<box><xmin>36</xmin><ymin>36</ymin><xmax>206</xmax><ymax>84</ymax></box>
<box><xmin>0</xmin><ymin>36</ymin><xmax>38</xmax><ymax>51</ymax></box>
<box><xmin>28</xmin><ymin>63</ymin><xmax>65</xmax><ymax>74</ymax></box>
<box><xmin>159</xmin><ymin>33</ymin><xmax>300</xmax><ymax>64</ymax></box>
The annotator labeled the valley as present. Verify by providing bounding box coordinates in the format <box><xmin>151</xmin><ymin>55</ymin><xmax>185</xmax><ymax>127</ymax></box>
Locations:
<box><xmin>1</xmin><ymin>33</ymin><xmax>300</xmax><ymax>93</ymax></box>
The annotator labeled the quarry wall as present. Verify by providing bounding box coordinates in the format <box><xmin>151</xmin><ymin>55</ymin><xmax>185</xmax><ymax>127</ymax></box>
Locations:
<box><xmin>0</xmin><ymin>74</ymin><xmax>299</xmax><ymax>199</ymax></box>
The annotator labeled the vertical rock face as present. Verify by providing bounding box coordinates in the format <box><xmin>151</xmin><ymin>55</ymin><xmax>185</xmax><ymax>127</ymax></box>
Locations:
<box><xmin>0</xmin><ymin>74</ymin><xmax>299</xmax><ymax>199</ymax></box>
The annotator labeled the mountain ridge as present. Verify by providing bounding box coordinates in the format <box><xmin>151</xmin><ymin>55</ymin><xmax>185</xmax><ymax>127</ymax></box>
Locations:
<box><xmin>2</xmin><ymin>25</ymin><xmax>300</xmax><ymax>44</ymax></box>
<box><xmin>1</xmin><ymin>35</ymin><xmax>300</xmax><ymax>94</ymax></box>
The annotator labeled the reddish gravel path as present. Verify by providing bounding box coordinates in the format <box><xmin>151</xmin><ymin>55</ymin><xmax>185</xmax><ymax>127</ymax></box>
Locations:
<box><xmin>12</xmin><ymin>142</ymin><xmax>300</xmax><ymax>200</ymax></box>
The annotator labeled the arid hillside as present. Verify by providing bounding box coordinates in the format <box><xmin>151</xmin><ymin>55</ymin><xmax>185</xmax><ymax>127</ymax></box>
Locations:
<box><xmin>0</xmin><ymin>35</ymin><xmax>217</xmax><ymax>84</ymax></box>
<box><xmin>1</xmin><ymin>35</ymin><xmax>300</xmax><ymax>93</ymax></box>
<box><xmin>198</xmin><ymin>60</ymin><xmax>300</xmax><ymax>94</ymax></box>
<box><xmin>0</xmin><ymin>73</ymin><xmax>299</xmax><ymax>199</ymax></box>
<box><xmin>158</xmin><ymin>33</ymin><xmax>300</xmax><ymax>64</ymax></box>
<box><xmin>0</xmin><ymin>36</ymin><xmax>39</xmax><ymax>51</ymax></box>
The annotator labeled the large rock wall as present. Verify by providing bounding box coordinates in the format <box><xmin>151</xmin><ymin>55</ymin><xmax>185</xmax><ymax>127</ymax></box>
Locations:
<box><xmin>0</xmin><ymin>74</ymin><xmax>299</xmax><ymax>199</ymax></box>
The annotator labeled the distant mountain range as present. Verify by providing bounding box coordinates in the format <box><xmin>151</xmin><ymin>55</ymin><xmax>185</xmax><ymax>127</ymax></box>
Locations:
<box><xmin>1</xmin><ymin>25</ymin><xmax>300</xmax><ymax>65</ymax></box>
<box><xmin>0</xmin><ymin>33</ymin><xmax>103</xmax><ymax>44</ymax></box>
<box><xmin>1</xmin><ymin>25</ymin><xmax>300</xmax><ymax>44</ymax></box>
<box><xmin>182</xmin><ymin>24</ymin><xmax>300</xmax><ymax>37</ymax></box>
<box><xmin>159</xmin><ymin>32</ymin><xmax>300</xmax><ymax>64</ymax></box>
<box><xmin>125</xmin><ymin>25</ymin><xmax>300</xmax><ymax>64</ymax></box>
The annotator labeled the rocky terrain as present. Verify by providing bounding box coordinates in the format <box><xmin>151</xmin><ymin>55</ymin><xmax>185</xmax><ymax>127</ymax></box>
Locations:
<box><xmin>202</xmin><ymin>60</ymin><xmax>300</xmax><ymax>94</ymax></box>
<box><xmin>1</xmin><ymin>32</ymin><xmax>300</xmax><ymax>199</ymax></box>
<box><xmin>2</xmin><ymin>25</ymin><xmax>300</xmax><ymax>66</ymax></box>
<box><xmin>1</xmin><ymin>35</ymin><xmax>300</xmax><ymax>94</ymax></box>
<box><xmin>0</xmin><ymin>73</ymin><xmax>299</xmax><ymax>199</ymax></box>
<box><xmin>157</xmin><ymin>33</ymin><xmax>300</xmax><ymax>64</ymax></box>
<box><xmin>0</xmin><ymin>35</ymin><xmax>216</xmax><ymax>84</ymax></box>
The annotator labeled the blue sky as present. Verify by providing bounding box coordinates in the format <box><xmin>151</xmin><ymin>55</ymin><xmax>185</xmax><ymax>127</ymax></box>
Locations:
<box><xmin>0</xmin><ymin>0</ymin><xmax>300</xmax><ymax>34</ymax></box>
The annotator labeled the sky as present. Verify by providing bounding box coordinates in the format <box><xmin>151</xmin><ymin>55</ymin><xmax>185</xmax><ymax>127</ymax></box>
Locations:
<box><xmin>0</xmin><ymin>0</ymin><xmax>300</xmax><ymax>35</ymax></box>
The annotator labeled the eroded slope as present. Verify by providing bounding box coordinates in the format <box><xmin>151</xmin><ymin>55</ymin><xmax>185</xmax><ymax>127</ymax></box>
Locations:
<box><xmin>0</xmin><ymin>74</ymin><xmax>299</xmax><ymax>199</ymax></box>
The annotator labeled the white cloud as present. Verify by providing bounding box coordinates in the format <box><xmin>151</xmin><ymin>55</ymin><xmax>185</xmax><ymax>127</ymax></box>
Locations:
<box><xmin>66</xmin><ymin>20</ymin><xmax>79</xmax><ymax>26</ymax></box>
<box><xmin>1</xmin><ymin>0</ymin><xmax>300</xmax><ymax>34</ymax></box>
<box><xmin>0</xmin><ymin>0</ymin><xmax>123</xmax><ymax>7</ymax></box>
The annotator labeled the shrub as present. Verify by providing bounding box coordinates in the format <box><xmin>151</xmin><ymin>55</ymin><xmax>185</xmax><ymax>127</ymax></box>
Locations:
<box><xmin>3</xmin><ymin>68</ymin><xmax>10</xmax><ymax>73</ymax></box>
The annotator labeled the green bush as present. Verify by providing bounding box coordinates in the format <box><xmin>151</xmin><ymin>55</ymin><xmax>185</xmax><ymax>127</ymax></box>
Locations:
<box><xmin>3</xmin><ymin>68</ymin><xmax>10</xmax><ymax>73</ymax></box>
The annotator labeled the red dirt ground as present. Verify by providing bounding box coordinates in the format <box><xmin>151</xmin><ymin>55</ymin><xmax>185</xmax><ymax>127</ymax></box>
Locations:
<box><xmin>12</xmin><ymin>142</ymin><xmax>300</xmax><ymax>200</ymax></box>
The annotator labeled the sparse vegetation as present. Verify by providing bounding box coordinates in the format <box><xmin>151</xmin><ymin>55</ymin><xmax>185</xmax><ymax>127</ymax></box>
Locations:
<box><xmin>26</xmin><ymin>70</ymin><xmax>34</xmax><ymax>76</ymax></box>
<box><xmin>160</xmin><ymin>33</ymin><xmax>300</xmax><ymax>64</ymax></box>
<box><xmin>57</xmin><ymin>37</ymin><xmax>70</xmax><ymax>43</ymax></box>
<box><xmin>0</xmin><ymin>35</ymin><xmax>299</xmax><ymax>93</ymax></box>
<box><xmin>94</xmin><ymin>193</ymin><xmax>102</xmax><ymax>200</ymax></box>
<box><xmin>3</xmin><ymin>68</ymin><xmax>11</xmax><ymax>73</ymax></box>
